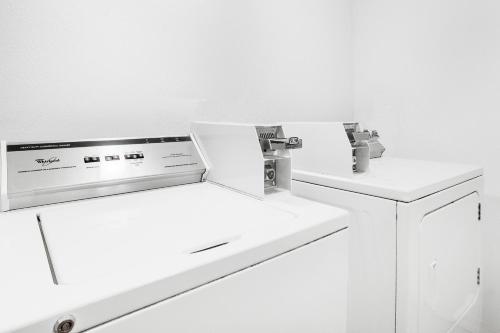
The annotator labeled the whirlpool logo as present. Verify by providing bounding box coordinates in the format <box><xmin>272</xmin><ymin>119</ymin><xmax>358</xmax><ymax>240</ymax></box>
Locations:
<box><xmin>35</xmin><ymin>157</ymin><xmax>60</xmax><ymax>167</ymax></box>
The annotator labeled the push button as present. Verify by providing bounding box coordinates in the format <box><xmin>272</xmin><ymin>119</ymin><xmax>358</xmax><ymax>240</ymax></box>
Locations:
<box><xmin>84</xmin><ymin>156</ymin><xmax>100</xmax><ymax>163</ymax></box>
<box><xmin>124</xmin><ymin>153</ymin><xmax>144</xmax><ymax>160</ymax></box>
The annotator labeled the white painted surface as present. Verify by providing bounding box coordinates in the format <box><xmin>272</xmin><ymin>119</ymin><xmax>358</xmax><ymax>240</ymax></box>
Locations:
<box><xmin>89</xmin><ymin>229</ymin><xmax>348</xmax><ymax>333</ymax></box>
<box><xmin>295</xmin><ymin>157</ymin><xmax>482</xmax><ymax>202</ymax></box>
<box><xmin>293</xmin><ymin>172</ymin><xmax>482</xmax><ymax>333</ymax></box>
<box><xmin>418</xmin><ymin>194</ymin><xmax>481</xmax><ymax>333</ymax></box>
<box><xmin>192</xmin><ymin>122</ymin><xmax>264</xmax><ymax>198</ymax></box>
<box><xmin>0</xmin><ymin>0</ymin><xmax>353</xmax><ymax>142</ymax></box>
<box><xmin>397</xmin><ymin>179</ymin><xmax>482</xmax><ymax>333</ymax></box>
<box><xmin>0</xmin><ymin>182</ymin><xmax>349</xmax><ymax>332</ymax></box>
<box><xmin>353</xmin><ymin>0</ymin><xmax>500</xmax><ymax>198</ymax></box>
<box><xmin>292</xmin><ymin>180</ymin><xmax>397</xmax><ymax>333</ymax></box>
<box><xmin>283</xmin><ymin>122</ymin><xmax>353</xmax><ymax>178</ymax></box>
<box><xmin>352</xmin><ymin>1</ymin><xmax>500</xmax><ymax>331</ymax></box>
<box><xmin>41</xmin><ymin>183</ymin><xmax>293</xmax><ymax>284</ymax></box>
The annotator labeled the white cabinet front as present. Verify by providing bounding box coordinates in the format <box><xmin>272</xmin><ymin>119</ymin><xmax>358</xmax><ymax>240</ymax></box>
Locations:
<box><xmin>88</xmin><ymin>230</ymin><xmax>348</xmax><ymax>333</ymax></box>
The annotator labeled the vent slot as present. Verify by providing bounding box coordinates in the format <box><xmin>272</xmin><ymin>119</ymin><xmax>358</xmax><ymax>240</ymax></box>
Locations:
<box><xmin>259</xmin><ymin>132</ymin><xmax>276</xmax><ymax>139</ymax></box>
<box><xmin>256</xmin><ymin>126</ymin><xmax>279</xmax><ymax>140</ymax></box>
<box><xmin>190</xmin><ymin>242</ymin><xmax>229</xmax><ymax>254</ymax></box>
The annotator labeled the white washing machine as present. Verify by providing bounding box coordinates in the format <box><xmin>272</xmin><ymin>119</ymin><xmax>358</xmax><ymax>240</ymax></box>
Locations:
<box><xmin>283</xmin><ymin>122</ymin><xmax>483</xmax><ymax>333</ymax></box>
<box><xmin>0</xmin><ymin>126</ymin><xmax>349</xmax><ymax>333</ymax></box>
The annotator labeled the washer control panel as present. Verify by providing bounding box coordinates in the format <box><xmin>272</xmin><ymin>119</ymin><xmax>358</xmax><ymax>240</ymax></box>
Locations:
<box><xmin>1</xmin><ymin>136</ymin><xmax>206</xmax><ymax>210</ymax></box>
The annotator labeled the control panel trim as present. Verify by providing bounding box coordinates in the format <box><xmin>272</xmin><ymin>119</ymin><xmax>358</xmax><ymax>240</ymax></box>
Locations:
<box><xmin>7</xmin><ymin>136</ymin><xmax>191</xmax><ymax>152</ymax></box>
<box><xmin>7</xmin><ymin>172</ymin><xmax>203</xmax><ymax>210</ymax></box>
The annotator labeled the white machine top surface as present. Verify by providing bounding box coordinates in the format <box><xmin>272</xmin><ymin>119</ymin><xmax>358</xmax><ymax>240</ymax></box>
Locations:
<box><xmin>293</xmin><ymin>157</ymin><xmax>482</xmax><ymax>202</ymax></box>
<box><xmin>0</xmin><ymin>182</ymin><xmax>348</xmax><ymax>332</ymax></box>
<box><xmin>41</xmin><ymin>182</ymin><xmax>294</xmax><ymax>285</ymax></box>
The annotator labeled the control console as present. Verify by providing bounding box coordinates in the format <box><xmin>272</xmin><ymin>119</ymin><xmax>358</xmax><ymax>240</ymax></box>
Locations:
<box><xmin>0</xmin><ymin>136</ymin><xmax>206</xmax><ymax>211</ymax></box>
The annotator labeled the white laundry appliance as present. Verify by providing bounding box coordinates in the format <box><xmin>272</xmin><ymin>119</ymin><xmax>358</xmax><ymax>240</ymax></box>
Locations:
<box><xmin>0</xmin><ymin>126</ymin><xmax>349</xmax><ymax>333</ymax></box>
<box><xmin>283</xmin><ymin>122</ymin><xmax>483</xmax><ymax>333</ymax></box>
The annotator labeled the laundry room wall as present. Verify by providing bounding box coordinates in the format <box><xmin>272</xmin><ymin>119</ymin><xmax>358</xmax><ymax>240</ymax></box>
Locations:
<box><xmin>0</xmin><ymin>0</ymin><xmax>352</xmax><ymax>142</ymax></box>
<box><xmin>351</xmin><ymin>0</ymin><xmax>500</xmax><ymax>332</ymax></box>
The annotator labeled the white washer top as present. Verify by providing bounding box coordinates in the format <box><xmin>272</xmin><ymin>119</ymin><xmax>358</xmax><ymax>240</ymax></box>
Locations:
<box><xmin>0</xmin><ymin>182</ymin><xmax>348</xmax><ymax>332</ymax></box>
<box><xmin>293</xmin><ymin>157</ymin><xmax>483</xmax><ymax>202</ymax></box>
<box><xmin>41</xmin><ymin>182</ymin><xmax>295</xmax><ymax>285</ymax></box>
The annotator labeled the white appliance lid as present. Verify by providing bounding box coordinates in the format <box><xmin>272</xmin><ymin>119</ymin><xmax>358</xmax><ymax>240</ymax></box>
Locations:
<box><xmin>0</xmin><ymin>182</ymin><xmax>349</xmax><ymax>332</ymax></box>
<box><xmin>293</xmin><ymin>157</ymin><xmax>482</xmax><ymax>202</ymax></box>
<box><xmin>39</xmin><ymin>183</ymin><xmax>301</xmax><ymax>285</ymax></box>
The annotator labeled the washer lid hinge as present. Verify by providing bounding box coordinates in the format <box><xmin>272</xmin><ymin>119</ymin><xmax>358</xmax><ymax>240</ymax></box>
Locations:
<box><xmin>478</xmin><ymin>203</ymin><xmax>482</xmax><ymax>221</ymax></box>
<box><xmin>477</xmin><ymin>267</ymin><xmax>481</xmax><ymax>285</ymax></box>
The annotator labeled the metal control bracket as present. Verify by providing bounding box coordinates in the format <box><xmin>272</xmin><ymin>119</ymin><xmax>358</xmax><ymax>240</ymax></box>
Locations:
<box><xmin>256</xmin><ymin>126</ymin><xmax>302</xmax><ymax>152</ymax></box>
<box><xmin>344</xmin><ymin>122</ymin><xmax>386</xmax><ymax>159</ymax></box>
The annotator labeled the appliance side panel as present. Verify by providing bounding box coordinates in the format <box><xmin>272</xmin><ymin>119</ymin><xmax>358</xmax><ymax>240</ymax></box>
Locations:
<box><xmin>396</xmin><ymin>177</ymin><xmax>483</xmax><ymax>333</ymax></box>
<box><xmin>292</xmin><ymin>180</ymin><xmax>397</xmax><ymax>333</ymax></box>
<box><xmin>86</xmin><ymin>230</ymin><xmax>349</xmax><ymax>333</ymax></box>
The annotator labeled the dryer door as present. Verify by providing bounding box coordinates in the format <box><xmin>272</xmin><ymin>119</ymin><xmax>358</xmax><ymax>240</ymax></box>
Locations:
<box><xmin>418</xmin><ymin>192</ymin><xmax>481</xmax><ymax>333</ymax></box>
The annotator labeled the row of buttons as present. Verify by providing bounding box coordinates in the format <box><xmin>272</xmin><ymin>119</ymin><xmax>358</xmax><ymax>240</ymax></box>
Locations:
<box><xmin>84</xmin><ymin>153</ymin><xmax>144</xmax><ymax>163</ymax></box>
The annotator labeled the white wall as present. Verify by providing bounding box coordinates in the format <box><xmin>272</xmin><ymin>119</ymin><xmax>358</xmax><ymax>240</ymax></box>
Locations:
<box><xmin>352</xmin><ymin>0</ymin><xmax>500</xmax><ymax>332</ymax></box>
<box><xmin>0</xmin><ymin>0</ymin><xmax>352</xmax><ymax>142</ymax></box>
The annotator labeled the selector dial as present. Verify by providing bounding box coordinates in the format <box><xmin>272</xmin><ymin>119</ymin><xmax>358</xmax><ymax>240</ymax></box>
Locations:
<box><xmin>54</xmin><ymin>315</ymin><xmax>75</xmax><ymax>333</ymax></box>
<box><xmin>265</xmin><ymin>164</ymin><xmax>276</xmax><ymax>181</ymax></box>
